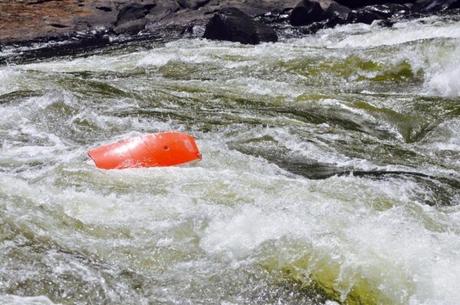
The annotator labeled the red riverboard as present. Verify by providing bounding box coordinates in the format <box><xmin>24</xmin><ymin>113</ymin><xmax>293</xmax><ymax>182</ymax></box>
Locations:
<box><xmin>88</xmin><ymin>132</ymin><xmax>201</xmax><ymax>169</ymax></box>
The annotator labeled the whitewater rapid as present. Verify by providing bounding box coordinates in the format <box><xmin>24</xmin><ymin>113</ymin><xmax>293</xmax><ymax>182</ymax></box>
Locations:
<box><xmin>1</xmin><ymin>14</ymin><xmax>459</xmax><ymax>305</ymax></box>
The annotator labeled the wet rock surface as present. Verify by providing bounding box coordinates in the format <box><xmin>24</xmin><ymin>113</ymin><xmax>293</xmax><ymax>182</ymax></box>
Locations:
<box><xmin>203</xmin><ymin>7</ymin><xmax>278</xmax><ymax>44</ymax></box>
<box><xmin>289</xmin><ymin>0</ymin><xmax>351</xmax><ymax>26</ymax></box>
<box><xmin>113</xmin><ymin>3</ymin><xmax>155</xmax><ymax>34</ymax></box>
<box><xmin>0</xmin><ymin>0</ymin><xmax>459</xmax><ymax>61</ymax></box>
<box><xmin>348</xmin><ymin>3</ymin><xmax>410</xmax><ymax>24</ymax></box>
<box><xmin>413</xmin><ymin>0</ymin><xmax>460</xmax><ymax>12</ymax></box>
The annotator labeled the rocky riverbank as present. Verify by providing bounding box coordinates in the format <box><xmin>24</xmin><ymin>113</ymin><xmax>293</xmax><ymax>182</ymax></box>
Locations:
<box><xmin>1</xmin><ymin>0</ymin><xmax>459</xmax><ymax>62</ymax></box>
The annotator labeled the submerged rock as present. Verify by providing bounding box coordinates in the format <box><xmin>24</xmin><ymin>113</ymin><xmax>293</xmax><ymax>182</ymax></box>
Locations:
<box><xmin>203</xmin><ymin>7</ymin><xmax>278</xmax><ymax>44</ymax></box>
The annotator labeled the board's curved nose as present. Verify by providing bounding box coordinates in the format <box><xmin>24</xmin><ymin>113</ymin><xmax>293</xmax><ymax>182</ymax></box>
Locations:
<box><xmin>88</xmin><ymin>132</ymin><xmax>201</xmax><ymax>169</ymax></box>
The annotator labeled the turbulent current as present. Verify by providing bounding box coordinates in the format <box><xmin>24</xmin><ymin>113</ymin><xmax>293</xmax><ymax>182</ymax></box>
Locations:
<box><xmin>1</xmin><ymin>15</ymin><xmax>460</xmax><ymax>305</ymax></box>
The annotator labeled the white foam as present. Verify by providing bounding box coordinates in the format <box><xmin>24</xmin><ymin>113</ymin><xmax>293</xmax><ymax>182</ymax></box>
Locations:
<box><xmin>136</xmin><ymin>42</ymin><xmax>217</xmax><ymax>67</ymax></box>
<box><xmin>422</xmin><ymin>118</ymin><xmax>460</xmax><ymax>153</ymax></box>
<box><xmin>0</xmin><ymin>295</ymin><xmax>58</xmax><ymax>305</ymax></box>
<box><xmin>200</xmin><ymin>175</ymin><xmax>460</xmax><ymax>305</ymax></box>
<box><xmin>0</xmin><ymin>67</ymin><xmax>21</xmax><ymax>95</ymax></box>
<box><xmin>137</xmin><ymin>53</ymin><xmax>176</xmax><ymax>67</ymax></box>
<box><xmin>224</xmin><ymin>77</ymin><xmax>302</xmax><ymax>97</ymax></box>
<box><xmin>426</xmin><ymin>58</ymin><xmax>460</xmax><ymax>97</ymax></box>
<box><xmin>335</xmin><ymin>18</ymin><xmax>460</xmax><ymax>48</ymax></box>
<box><xmin>22</xmin><ymin>52</ymin><xmax>142</xmax><ymax>73</ymax></box>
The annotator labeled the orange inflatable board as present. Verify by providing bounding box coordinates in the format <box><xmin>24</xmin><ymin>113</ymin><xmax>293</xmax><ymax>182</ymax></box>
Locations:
<box><xmin>88</xmin><ymin>132</ymin><xmax>201</xmax><ymax>169</ymax></box>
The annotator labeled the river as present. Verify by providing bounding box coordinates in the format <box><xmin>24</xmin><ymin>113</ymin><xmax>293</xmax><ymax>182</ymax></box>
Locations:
<box><xmin>1</xmin><ymin>14</ymin><xmax>459</xmax><ymax>305</ymax></box>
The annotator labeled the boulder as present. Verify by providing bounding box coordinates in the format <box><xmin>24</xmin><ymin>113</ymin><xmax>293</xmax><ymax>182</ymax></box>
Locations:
<box><xmin>203</xmin><ymin>7</ymin><xmax>278</xmax><ymax>44</ymax></box>
<box><xmin>116</xmin><ymin>3</ymin><xmax>155</xmax><ymax>24</ymax></box>
<box><xmin>290</xmin><ymin>0</ymin><xmax>325</xmax><ymax>25</ymax></box>
<box><xmin>325</xmin><ymin>0</ymin><xmax>353</xmax><ymax>25</ymax></box>
<box><xmin>289</xmin><ymin>0</ymin><xmax>351</xmax><ymax>26</ymax></box>
<box><xmin>145</xmin><ymin>1</ymin><xmax>181</xmax><ymax>24</ymax></box>
<box><xmin>114</xmin><ymin>3</ymin><xmax>155</xmax><ymax>34</ymax></box>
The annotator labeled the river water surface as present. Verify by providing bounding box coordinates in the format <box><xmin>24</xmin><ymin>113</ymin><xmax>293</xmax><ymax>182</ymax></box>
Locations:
<box><xmin>1</xmin><ymin>15</ymin><xmax>460</xmax><ymax>305</ymax></box>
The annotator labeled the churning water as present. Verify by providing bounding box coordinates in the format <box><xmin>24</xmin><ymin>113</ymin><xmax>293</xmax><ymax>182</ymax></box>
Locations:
<box><xmin>1</xmin><ymin>15</ymin><xmax>459</xmax><ymax>305</ymax></box>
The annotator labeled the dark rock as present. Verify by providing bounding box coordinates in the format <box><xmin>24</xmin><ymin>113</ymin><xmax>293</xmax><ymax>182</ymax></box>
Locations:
<box><xmin>114</xmin><ymin>3</ymin><xmax>156</xmax><ymax>34</ymax></box>
<box><xmin>254</xmin><ymin>22</ymin><xmax>279</xmax><ymax>42</ymax></box>
<box><xmin>3</xmin><ymin>0</ymin><xmax>460</xmax><ymax>64</ymax></box>
<box><xmin>75</xmin><ymin>1</ymin><xmax>118</xmax><ymax>31</ymax></box>
<box><xmin>289</xmin><ymin>0</ymin><xmax>351</xmax><ymax>26</ymax></box>
<box><xmin>145</xmin><ymin>1</ymin><xmax>181</xmax><ymax>23</ymax></box>
<box><xmin>114</xmin><ymin>19</ymin><xmax>148</xmax><ymax>35</ymax></box>
<box><xmin>298</xmin><ymin>20</ymin><xmax>331</xmax><ymax>33</ymax></box>
<box><xmin>49</xmin><ymin>23</ymin><xmax>68</xmax><ymax>28</ymax></box>
<box><xmin>96</xmin><ymin>6</ymin><xmax>112</xmax><ymax>12</ymax></box>
<box><xmin>0</xmin><ymin>0</ymin><xmax>297</xmax><ymax>45</ymax></box>
<box><xmin>258</xmin><ymin>9</ymin><xmax>292</xmax><ymax>23</ymax></box>
<box><xmin>413</xmin><ymin>0</ymin><xmax>460</xmax><ymax>12</ymax></box>
<box><xmin>348</xmin><ymin>3</ymin><xmax>409</xmax><ymax>24</ymax></box>
<box><xmin>177</xmin><ymin>0</ymin><xmax>211</xmax><ymax>9</ymax></box>
<box><xmin>203</xmin><ymin>7</ymin><xmax>277</xmax><ymax>44</ymax></box>
<box><xmin>290</xmin><ymin>0</ymin><xmax>325</xmax><ymax>25</ymax></box>
<box><xmin>325</xmin><ymin>0</ymin><xmax>353</xmax><ymax>24</ymax></box>
<box><xmin>116</xmin><ymin>3</ymin><xmax>155</xmax><ymax>25</ymax></box>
